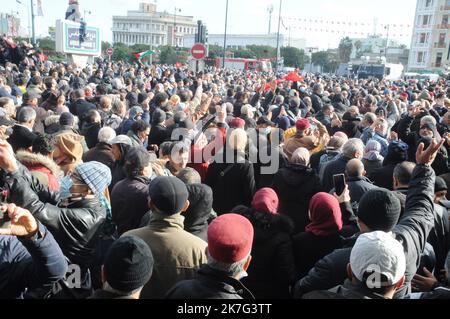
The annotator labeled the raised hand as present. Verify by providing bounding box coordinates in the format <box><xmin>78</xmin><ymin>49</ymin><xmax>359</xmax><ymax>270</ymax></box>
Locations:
<box><xmin>416</xmin><ymin>139</ymin><xmax>445</xmax><ymax>166</ymax></box>
<box><xmin>0</xmin><ymin>204</ymin><xmax>38</xmax><ymax>237</ymax></box>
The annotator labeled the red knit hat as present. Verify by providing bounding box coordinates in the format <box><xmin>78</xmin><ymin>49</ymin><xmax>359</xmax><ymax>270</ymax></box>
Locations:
<box><xmin>296</xmin><ymin>118</ymin><xmax>310</xmax><ymax>131</ymax></box>
<box><xmin>230</xmin><ymin>117</ymin><xmax>246</xmax><ymax>129</ymax></box>
<box><xmin>207</xmin><ymin>214</ymin><xmax>254</xmax><ymax>263</ymax></box>
<box><xmin>251</xmin><ymin>188</ymin><xmax>279</xmax><ymax>215</ymax></box>
<box><xmin>400</xmin><ymin>92</ymin><xmax>409</xmax><ymax>100</ymax></box>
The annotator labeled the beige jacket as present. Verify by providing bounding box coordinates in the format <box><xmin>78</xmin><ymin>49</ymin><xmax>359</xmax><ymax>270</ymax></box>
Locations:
<box><xmin>124</xmin><ymin>212</ymin><xmax>207</xmax><ymax>299</ymax></box>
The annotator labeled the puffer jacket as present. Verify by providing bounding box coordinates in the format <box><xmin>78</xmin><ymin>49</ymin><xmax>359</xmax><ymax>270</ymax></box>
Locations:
<box><xmin>184</xmin><ymin>184</ymin><xmax>214</xmax><ymax>242</ymax></box>
<box><xmin>272</xmin><ymin>164</ymin><xmax>322</xmax><ymax>232</ymax></box>
<box><xmin>294</xmin><ymin>164</ymin><xmax>436</xmax><ymax>299</ymax></box>
<box><xmin>3</xmin><ymin>168</ymin><xmax>107</xmax><ymax>268</ymax></box>
<box><xmin>16</xmin><ymin>151</ymin><xmax>62</xmax><ymax>191</ymax></box>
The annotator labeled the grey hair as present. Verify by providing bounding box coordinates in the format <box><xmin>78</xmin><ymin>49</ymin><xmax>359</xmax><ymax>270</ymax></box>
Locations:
<box><xmin>177</xmin><ymin>167</ymin><xmax>201</xmax><ymax>185</ymax></box>
<box><xmin>17</xmin><ymin>107</ymin><xmax>37</xmax><ymax>123</ymax></box>
<box><xmin>98</xmin><ymin>127</ymin><xmax>117</xmax><ymax>144</ymax></box>
<box><xmin>207</xmin><ymin>253</ymin><xmax>249</xmax><ymax>277</ymax></box>
<box><xmin>421</xmin><ymin>115</ymin><xmax>437</xmax><ymax>127</ymax></box>
<box><xmin>364</xmin><ymin>113</ymin><xmax>377</xmax><ymax>125</ymax></box>
<box><xmin>290</xmin><ymin>148</ymin><xmax>310</xmax><ymax>166</ymax></box>
<box><xmin>342</xmin><ymin>138</ymin><xmax>365</xmax><ymax>159</ymax></box>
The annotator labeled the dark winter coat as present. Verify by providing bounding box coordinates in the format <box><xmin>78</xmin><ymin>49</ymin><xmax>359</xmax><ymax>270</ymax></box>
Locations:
<box><xmin>148</xmin><ymin>124</ymin><xmax>168</xmax><ymax>147</ymax></box>
<box><xmin>184</xmin><ymin>184</ymin><xmax>214</xmax><ymax>242</ymax></box>
<box><xmin>321</xmin><ymin>155</ymin><xmax>351</xmax><ymax>192</ymax></box>
<box><xmin>111</xmin><ymin>176</ymin><xmax>150</xmax><ymax>236</ymax></box>
<box><xmin>166</xmin><ymin>265</ymin><xmax>255</xmax><ymax>300</ymax></box>
<box><xmin>81</xmin><ymin>122</ymin><xmax>101</xmax><ymax>149</ymax></box>
<box><xmin>205</xmin><ymin>151</ymin><xmax>256</xmax><ymax>215</ymax></box>
<box><xmin>0</xmin><ymin>223</ymin><xmax>68</xmax><ymax>299</ymax></box>
<box><xmin>272</xmin><ymin>164</ymin><xmax>322</xmax><ymax>232</ymax></box>
<box><xmin>233</xmin><ymin>206</ymin><xmax>297</xmax><ymax>299</ymax></box>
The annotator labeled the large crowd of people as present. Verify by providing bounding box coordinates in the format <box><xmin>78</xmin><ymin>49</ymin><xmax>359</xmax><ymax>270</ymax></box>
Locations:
<box><xmin>0</xmin><ymin>37</ymin><xmax>450</xmax><ymax>300</ymax></box>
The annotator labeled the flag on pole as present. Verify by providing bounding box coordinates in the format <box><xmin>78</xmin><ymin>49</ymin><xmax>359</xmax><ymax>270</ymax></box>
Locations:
<box><xmin>132</xmin><ymin>50</ymin><xmax>156</xmax><ymax>60</ymax></box>
<box><xmin>37</xmin><ymin>0</ymin><xmax>44</xmax><ymax>17</ymax></box>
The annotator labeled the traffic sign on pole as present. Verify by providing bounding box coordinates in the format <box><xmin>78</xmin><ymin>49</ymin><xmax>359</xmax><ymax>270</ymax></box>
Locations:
<box><xmin>106</xmin><ymin>48</ymin><xmax>114</xmax><ymax>56</ymax></box>
<box><xmin>191</xmin><ymin>43</ymin><xmax>207</xmax><ymax>60</ymax></box>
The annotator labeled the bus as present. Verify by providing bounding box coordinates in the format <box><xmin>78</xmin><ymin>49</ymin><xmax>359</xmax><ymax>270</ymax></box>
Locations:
<box><xmin>357</xmin><ymin>63</ymin><xmax>404</xmax><ymax>81</ymax></box>
<box><xmin>215</xmin><ymin>58</ymin><xmax>272</xmax><ymax>72</ymax></box>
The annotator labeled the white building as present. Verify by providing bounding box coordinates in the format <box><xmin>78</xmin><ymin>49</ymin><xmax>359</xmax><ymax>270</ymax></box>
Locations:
<box><xmin>408</xmin><ymin>0</ymin><xmax>450</xmax><ymax>72</ymax></box>
<box><xmin>112</xmin><ymin>2</ymin><xmax>197</xmax><ymax>48</ymax></box>
<box><xmin>184</xmin><ymin>33</ymin><xmax>307</xmax><ymax>51</ymax></box>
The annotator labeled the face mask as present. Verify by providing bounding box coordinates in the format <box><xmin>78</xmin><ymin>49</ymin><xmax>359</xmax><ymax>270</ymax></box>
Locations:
<box><xmin>59</xmin><ymin>175</ymin><xmax>73</xmax><ymax>200</ymax></box>
<box><xmin>264</xmin><ymin>127</ymin><xmax>272</xmax><ymax>136</ymax></box>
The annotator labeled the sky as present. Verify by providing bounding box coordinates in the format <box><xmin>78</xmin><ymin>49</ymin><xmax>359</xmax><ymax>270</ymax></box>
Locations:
<box><xmin>5</xmin><ymin>0</ymin><xmax>418</xmax><ymax>49</ymax></box>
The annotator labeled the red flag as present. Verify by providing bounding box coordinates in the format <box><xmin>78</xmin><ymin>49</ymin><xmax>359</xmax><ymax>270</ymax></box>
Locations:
<box><xmin>283</xmin><ymin>72</ymin><xmax>304</xmax><ymax>82</ymax></box>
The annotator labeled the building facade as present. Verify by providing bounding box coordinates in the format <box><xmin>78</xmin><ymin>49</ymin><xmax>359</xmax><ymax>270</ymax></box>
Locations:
<box><xmin>408</xmin><ymin>0</ymin><xmax>450</xmax><ymax>72</ymax></box>
<box><xmin>112</xmin><ymin>3</ymin><xmax>197</xmax><ymax>48</ymax></box>
<box><xmin>0</xmin><ymin>12</ymin><xmax>21</xmax><ymax>37</ymax></box>
<box><xmin>184</xmin><ymin>33</ymin><xmax>307</xmax><ymax>51</ymax></box>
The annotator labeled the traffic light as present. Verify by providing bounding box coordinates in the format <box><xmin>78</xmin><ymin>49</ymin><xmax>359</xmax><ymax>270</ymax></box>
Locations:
<box><xmin>196</xmin><ymin>20</ymin><xmax>208</xmax><ymax>44</ymax></box>
<box><xmin>79</xmin><ymin>19</ymin><xmax>87</xmax><ymax>43</ymax></box>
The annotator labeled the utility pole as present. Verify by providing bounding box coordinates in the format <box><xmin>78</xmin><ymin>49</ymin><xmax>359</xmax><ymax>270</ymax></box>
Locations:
<box><xmin>174</xmin><ymin>7</ymin><xmax>181</xmax><ymax>47</ymax></box>
<box><xmin>276</xmin><ymin>0</ymin><xmax>282</xmax><ymax>72</ymax></box>
<box><xmin>30</xmin><ymin>0</ymin><xmax>36</xmax><ymax>45</ymax></box>
<box><xmin>267</xmin><ymin>4</ymin><xmax>274</xmax><ymax>34</ymax></box>
<box><xmin>385</xmin><ymin>24</ymin><xmax>390</xmax><ymax>60</ymax></box>
<box><xmin>223</xmin><ymin>0</ymin><xmax>229</xmax><ymax>69</ymax></box>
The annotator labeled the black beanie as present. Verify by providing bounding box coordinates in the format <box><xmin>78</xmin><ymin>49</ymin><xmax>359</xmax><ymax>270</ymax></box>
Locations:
<box><xmin>104</xmin><ymin>236</ymin><xmax>154</xmax><ymax>292</ymax></box>
<box><xmin>358</xmin><ymin>189</ymin><xmax>401</xmax><ymax>232</ymax></box>
<box><xmin>435</xmin><ymin>176</ymin><xmax>448</xmax><ymax>193</ymax></box>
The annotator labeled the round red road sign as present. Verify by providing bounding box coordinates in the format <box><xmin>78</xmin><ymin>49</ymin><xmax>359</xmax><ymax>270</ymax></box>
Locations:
<box><xmin>191</xmin><ymin>43</ymin><xmax>207</xmax><ymax>60</ymax></box>
<box><xmin>106</xmin><ymin>48</ymin><xmax>114</xmax><ymax>56</ymax></box>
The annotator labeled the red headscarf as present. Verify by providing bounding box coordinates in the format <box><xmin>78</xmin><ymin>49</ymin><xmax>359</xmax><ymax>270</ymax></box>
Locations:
<box><xmin>306</xmin><ymin>193</ymin><xmax>343</xmax><ymax>236</ymax></box>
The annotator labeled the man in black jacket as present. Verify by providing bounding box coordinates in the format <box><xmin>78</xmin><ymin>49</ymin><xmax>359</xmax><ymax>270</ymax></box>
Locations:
<box><xmin>111</xmin><ymin>147</ymin><xmax>152</xmax><ymax>236</ymax></box>
<box><xmin>166</xmin><ymin>214</ymin><xmax>255</xmax><ymax>299</ymax></box>
<box><xmin>8</xmin><ymin>107</ymin><xmax>37</xmax><ymax>152</ymax></box>
<box><xmin>311</xmin><ymin>83</ymin><xmax>324</xmax><ymax>114</ymax></box>
<box><xmin>69</xmin><ymin>89</ymin><xmax>96</xmax><ymax>128</ymax></box>
<box><xmin>0</xmin><ymin>203</ymin><xmax>68</xmax><ymax>299</ymax></box>
<box><xmin>295</xmin><ymin>139</ymin><xmax>443</xmax><ymax>299</ymax></box>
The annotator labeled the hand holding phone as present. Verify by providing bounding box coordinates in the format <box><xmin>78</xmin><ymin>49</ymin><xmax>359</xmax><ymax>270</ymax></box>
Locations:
<box><xmin>333</xmin><ymin>174</ymin><xmax>347</xmax><ymax>197</ymax></box>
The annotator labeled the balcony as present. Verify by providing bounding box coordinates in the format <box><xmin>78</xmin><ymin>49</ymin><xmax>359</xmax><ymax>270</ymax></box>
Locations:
<box><xmin>434</xmin><ymin>42</ymin><xmax>447</xmax><ymax>48</ymax></box>
<box><xmin>440</xmin><ymin>5</ymin><xmax>450</xmax><ymax>11</ymax></box>
<box><xmin>432</xmin><ymin>62</ymin><xmax>442</xmax><ymax>67</ymax></box>
<box><xmin>437</xmin><ymin>23</ymin><xmax>449</xmax><ymax>29</ymax></box>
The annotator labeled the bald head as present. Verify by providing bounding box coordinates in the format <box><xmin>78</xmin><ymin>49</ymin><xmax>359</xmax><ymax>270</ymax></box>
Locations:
<box><xmin>346</xmin><ymin>159</ymin><xmax>365</xmax><ymax>178</ymax></box>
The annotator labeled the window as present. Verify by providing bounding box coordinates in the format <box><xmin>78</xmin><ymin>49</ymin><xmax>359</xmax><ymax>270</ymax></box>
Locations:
<box><xmin>417</xmin><ymin>51</ymin><xmax>425</xmax><ymax>63</ymax></box>
<box><xmin>419</xmin><ymin>33</ymin><xmax>428</xmax><ymax>44</ymax></box>
<box><xmin>147</xmin><ymin>24</ymin><xmax>150</xmax><ymax>30</ymax></box>
<box><xmin>423</xmin><ymin>15</ymin><xmax>431</xmax><ymax>26</ymax></box>
<box><xmin>443</xmin><ymin>15</ymin><xmax>449</xmax><ymax>25</ymax></box>
<box><xmin>435</xmin><ymin>52</ymin><xmax>443</xmax><ymax>67</ymax></box>
<box><xmin>425</xmin><ymin>0</ymin><xmax>433</xmax><ymax>7</ymax></box>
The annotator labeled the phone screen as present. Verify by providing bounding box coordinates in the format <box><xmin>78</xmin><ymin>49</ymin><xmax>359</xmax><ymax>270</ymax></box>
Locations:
<box><xmin>333</xmin><ymin>174</ymin><xmax>346</xmax><ymax>196</ymax></box>
<box><xmin>0</xmin><ymin>209</ymin><xmax>10</xmax><ymax>229</ymax></box>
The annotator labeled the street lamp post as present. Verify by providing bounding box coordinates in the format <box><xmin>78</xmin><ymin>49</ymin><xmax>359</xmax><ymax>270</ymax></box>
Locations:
<box><xmin>173</xmin><ymin>7</ymin><xmax>181</xmax><ymax>47</ymax></box>
<box><xmin>29</xmin><ymin>0</ymin><xmax>36</xmax><ymax>45</ymax></box>
<box><xmin>15</xmin><ymin>0</ymin><xmax>31</xmax><ymax>43</ymax></box>
<box><xmin>275</xmin><ymin>0</ymin><xmax>283</xmax><ymax>72</ymax></box>
<box><xmin>223</xmin><ymin>0</ymin><xmax>229</xmax><ymax>69</ymax></box>
<box><xmin>384</xmin><ymin>24</ymin><xmax>390</xmax><ymax>60</ymax></box>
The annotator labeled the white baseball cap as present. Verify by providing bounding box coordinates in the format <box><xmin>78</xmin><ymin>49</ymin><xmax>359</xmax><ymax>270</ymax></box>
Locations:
<box><xmin>350</xmin><ymin>231</ymin><xmax>406</xmax><ymax>288</ymax></box>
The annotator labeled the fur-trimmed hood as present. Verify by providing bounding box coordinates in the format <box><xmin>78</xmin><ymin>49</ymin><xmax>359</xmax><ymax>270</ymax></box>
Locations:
<box><xmin>16</xmin><ymin>150</ymin><xmax>62</xmax><ymax>178</ymax></box>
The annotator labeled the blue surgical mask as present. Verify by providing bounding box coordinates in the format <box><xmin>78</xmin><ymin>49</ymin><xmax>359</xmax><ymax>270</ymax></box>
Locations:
<box><xmin>59</xmin><ymin>175</ymin><xmax>73</xmax><ymax>200</ymax></box>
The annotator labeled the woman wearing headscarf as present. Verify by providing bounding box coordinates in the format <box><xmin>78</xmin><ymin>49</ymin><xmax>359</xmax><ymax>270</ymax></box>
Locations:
<box><xmin>293</xmin><ymin>192</ymin><xmax>344</xmax><ymax>278</ymax></box>
<box><xmin>362</xmin><ymin>140</ymin><xmax>384</xmax><ymax>177</ymax></box>
<box><xmin>53</xmin><ymin>132</ymin><xmax>84</xmax><ymax>176</ymax></box>
<box><xmin>272</xmin><ymin>148</ymin><xmax>322</xmax><ymax>233</ymax></box>
<box><xmin>233</xmin><ymin>188</ymin><xmax>297</xmax><ymax>299</ymax></box>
